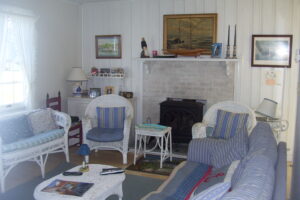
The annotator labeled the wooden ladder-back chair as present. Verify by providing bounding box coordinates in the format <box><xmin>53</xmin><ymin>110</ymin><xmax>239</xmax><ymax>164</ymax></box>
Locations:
<box><xmin>46</xmin><ymin>92</ymin><xmax>82</xmax><ymax>147</ymax></box>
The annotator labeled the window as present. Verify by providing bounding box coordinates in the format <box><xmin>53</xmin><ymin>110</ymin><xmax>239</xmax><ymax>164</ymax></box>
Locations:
<box><xmin>0</xmin><ymin>11</ymin><xmax>34</xmax><ymax>111</ymax></box>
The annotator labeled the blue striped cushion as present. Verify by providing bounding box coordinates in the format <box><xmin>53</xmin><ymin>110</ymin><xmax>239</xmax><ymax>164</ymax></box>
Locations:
<box><xmin>212</xmin><ymin>109</ymin><xmax>249</xmax><ymax>139</ymax></box>
<box><xmin>191</xmin><ymin>182</ymin><xmax>230</xmax><ymax>200</ymax></box>
<box><xmin>96</xmin><ymin>107</ymin><xmax>125</xmax><ymax>129</ymax></box>
<box><xmin>2</xmin><ymin>129</ymin><xmax>64</xmax><ymax>153</ymax></box>
<box><xmin>211</xmin><ymin>125</ymin><xmax>249</xmax><ymax>168</ymax></box>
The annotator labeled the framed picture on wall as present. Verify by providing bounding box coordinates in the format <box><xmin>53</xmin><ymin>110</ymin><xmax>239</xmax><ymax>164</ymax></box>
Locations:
<box><xmin>95</xmin><ymin>35</ymin><xmax>122</xmax><ymax>59</ymax></box>
<box><xmin>163</xmin><ymin>14</ymin><xmax>217</xmax><ymax>55</ymax></box>
<box><xmin>251</xmin><ymin>35</ymin><xmax>293</xmax><ymax>68</ymax></box>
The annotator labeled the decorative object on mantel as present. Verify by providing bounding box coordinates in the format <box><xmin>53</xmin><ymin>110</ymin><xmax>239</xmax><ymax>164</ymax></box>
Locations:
<box><xmin>225</xmin><ymin>25</ymin><xmax>231</xmax><ymax>59</ymax></box>
<box><xmin>67</xmin><ymin>67</ymin><xmax>88</xmax><ymax>97</ymax></box>
<box><xmin>95</xmin><ymin>35</ymin><xmax>121</xmax><ymax>59</ymax></box>
<box><xmin>163</xmin><ymin>13</ymin><xmax>217</xmax><ymax>55</ymax></box>
<box><xmin>232</xmin><ymin>24</ymin><xmax>237</xmax><ymax>59</ymax></box>
<box><xmin>164</xmin><ymin>49</ymin><xmax>203</xmax><ymax>57</ymax></box>
<box><xmin>251</xmin><ymin>35</ymin><xmax>292</xmax><ymax>68</ymax></box>
<box><xmin>211</xmin><ymin>43</ymin><xmax>222</xmax><ymax>58</ymax></box>
<box><xmin>140</xmin><ymin>37</ymin><xmax>150</xmax><ymax>58</ymax></box>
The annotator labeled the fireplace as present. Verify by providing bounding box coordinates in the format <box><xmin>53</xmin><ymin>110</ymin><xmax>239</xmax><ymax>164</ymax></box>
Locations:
<box><xmin>159</xmin><ymin>98</ymin><xmax>205</xmax><ymax>143</ymax></box>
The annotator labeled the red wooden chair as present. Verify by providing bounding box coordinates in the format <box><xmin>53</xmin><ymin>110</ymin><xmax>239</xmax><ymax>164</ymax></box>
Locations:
<box><xmin>46</xmin><ymin>92</ymin><xmax>82</xmax><ymax>147</ymax></box>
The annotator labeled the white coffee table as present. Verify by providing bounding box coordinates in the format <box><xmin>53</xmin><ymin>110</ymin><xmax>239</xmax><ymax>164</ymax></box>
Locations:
<box><xmin>34</xmin><ymin>164</ymin><xmax>125</xmax><ymax>200</ymax></box>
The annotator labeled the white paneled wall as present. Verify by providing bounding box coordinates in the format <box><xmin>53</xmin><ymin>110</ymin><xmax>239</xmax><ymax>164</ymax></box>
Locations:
<box><xmin>81</xmin><ymin>0</ymin><xmax>300</xmax><ymax>161</ymax></box>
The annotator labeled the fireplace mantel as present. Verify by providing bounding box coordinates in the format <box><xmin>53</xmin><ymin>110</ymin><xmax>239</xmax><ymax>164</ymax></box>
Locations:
<box><xmin>136</xmin><ymin>57</ymin><xmax>239</xmax><ymax>76</ymax></box>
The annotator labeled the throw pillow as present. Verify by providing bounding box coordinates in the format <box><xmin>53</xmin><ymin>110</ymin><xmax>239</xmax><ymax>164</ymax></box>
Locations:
<box><xmin>190</xmin><ymin>182</ymin><xmax>231</xmax><ymax>200</ymax></box>
<box><xmin>0</xmin><ymin>114</ymin><xmax>33</xmax><ymax>144</ymax></box>
<box><xmin>211</xmin><ymin>125</ymin><xmax>249</xmax><ymax>168</ymax></box>
<box><xmin>96</xmin><ymin>107</ymin><xmax>125</xmax><ymax>129</ymax></box>
<box><xmin>212</xmin><ymin>109</ymin><xmax>249</xmax><ymax>139</ymax></box>
<box><xmin>27</xmin><ymin>108</ymin><xmax>58</xmax><ymax>134</ymax></box>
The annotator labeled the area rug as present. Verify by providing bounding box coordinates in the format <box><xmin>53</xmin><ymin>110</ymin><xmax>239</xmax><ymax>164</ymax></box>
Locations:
<box><xmin>0</xmin><ymin>162</ymin><xmax>163</xmax><ymax>200</ymax></box>
<box><xmin>126</xmin><ymin>155</ymin><xmax>186</xmax><ymax>177</ymax></box>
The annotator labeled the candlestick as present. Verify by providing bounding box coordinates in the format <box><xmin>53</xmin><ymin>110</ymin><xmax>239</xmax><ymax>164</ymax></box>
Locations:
<box><xmin>226</xmin><ymin>25</ymin><xmax>231</xmax><ymax>58</ymax></box>
<box><xmin>232</xmin><ymin>24</ymin><xmax>237</xmax><ymax>58</ymax></box>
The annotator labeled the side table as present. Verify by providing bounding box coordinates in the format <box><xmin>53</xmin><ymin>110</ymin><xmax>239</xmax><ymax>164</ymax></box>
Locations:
<box><xmin>256</xmin><ymin>117</ymin><xmax>289</xmax><ymax>141</ymax></box>
<box><xmin>134</xmin><ymin>124</ymin><xmax>172</xmax><ymax>168</ymax></box>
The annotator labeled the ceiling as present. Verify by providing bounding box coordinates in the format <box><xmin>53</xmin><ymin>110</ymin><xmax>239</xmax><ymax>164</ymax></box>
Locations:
<box><xmin>68</xmin><ymin>0</ymin><xmax>123</xmax><ymax>4</ymax></box>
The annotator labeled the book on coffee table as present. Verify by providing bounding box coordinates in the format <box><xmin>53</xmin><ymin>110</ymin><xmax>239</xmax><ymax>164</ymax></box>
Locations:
<box><xmin>41</xmin><ymin>179</ymin><xmax>93</xmax><ymax>197</ymax></box>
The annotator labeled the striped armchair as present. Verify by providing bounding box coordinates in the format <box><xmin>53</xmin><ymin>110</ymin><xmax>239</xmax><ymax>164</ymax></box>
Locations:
<box><xmin>82</xmin><ymin>94</ymin><xmax>133</xmax><ymax>164</ymax></box>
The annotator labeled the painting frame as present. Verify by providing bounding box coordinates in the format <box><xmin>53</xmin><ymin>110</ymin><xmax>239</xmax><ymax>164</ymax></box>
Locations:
<box><xmin>95</xmin><ymin>35</ymin><xmax>122</xmax><ymax>59</ymax></box>
<box><xmin>163</xmin><ymin>13</ymin><xmax>217</xmax><ymax>55</ymax></box>
<box><xmin>251</xmin><ymin>35</ymin><xmax>293</xmax><ymax>68</ymax></box>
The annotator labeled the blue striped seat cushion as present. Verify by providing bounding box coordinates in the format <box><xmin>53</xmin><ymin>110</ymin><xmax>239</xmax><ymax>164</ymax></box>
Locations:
<box><xmin>2</xmin><ymin>129</ymin><xmax>65</xmax><ymax>153</ymax></box>
<box><xmin>86</xmin><ymin>127</ymin><xmax>124</xmax><ymax>142</ymax></box>
<box><xmin>96</xmin><ymin>107</ymin><xmax>125</xmax><ymax>129</ymax></box>
<box><xmin>212</xmin><ymin>109</ymin><xmax>249</xmax><ymax>139</ymax></box>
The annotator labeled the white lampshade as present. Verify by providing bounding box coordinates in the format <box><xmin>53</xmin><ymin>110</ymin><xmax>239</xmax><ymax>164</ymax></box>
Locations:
<box><xmin>67</xmin><ymin>67</ymin><xmax>87</xmax><ymax>81</ymax></box>
<box><xmin>255</xmin><ymin>98</ymin><xmax>278</xmax><ymax>119</ymax></box>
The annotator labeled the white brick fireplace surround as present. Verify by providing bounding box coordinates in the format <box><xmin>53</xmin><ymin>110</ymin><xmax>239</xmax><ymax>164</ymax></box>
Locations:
<box><xmin>133</xmin><ymin>58</ymin><xmax>240</xmax><ymax>124</ymax></box>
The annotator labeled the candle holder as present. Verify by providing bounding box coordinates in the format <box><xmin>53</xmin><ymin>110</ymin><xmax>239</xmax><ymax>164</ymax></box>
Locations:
<box><xmin>225</xmin><ymin>25</ymin><xmax>231</xmax><ymax>59</ymax></box>
<box><xmin>232</xmin><ymin>24</ymin><xmax>237</xmax><ymax>59</ymax></box>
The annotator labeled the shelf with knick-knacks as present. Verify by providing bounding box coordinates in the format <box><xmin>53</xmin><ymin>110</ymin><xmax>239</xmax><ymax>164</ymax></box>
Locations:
<box><xmin>88</xmin><ymin>67</ymin><xmax>125</xmax><ymax>79</ymax></box>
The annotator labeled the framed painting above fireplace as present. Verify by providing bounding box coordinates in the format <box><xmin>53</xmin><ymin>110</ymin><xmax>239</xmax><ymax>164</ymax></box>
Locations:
<box><xmin>163</xmin><ymin>14</ymin><xmax>217</xmax><ymax>55</ymax></box>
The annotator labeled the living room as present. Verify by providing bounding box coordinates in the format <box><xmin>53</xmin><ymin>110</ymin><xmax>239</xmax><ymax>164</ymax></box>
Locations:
<box><xmin>0</xmin><ymin>0</ymin><xmax>299</xmax><ymax>199</ymax></box>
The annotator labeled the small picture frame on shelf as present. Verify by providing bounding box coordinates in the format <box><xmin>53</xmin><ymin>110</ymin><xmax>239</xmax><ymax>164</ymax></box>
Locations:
<box><xmin>211</xmin><ymin>43</ymin><xmax>222</xmax><ymax>58</ymax></box>
<box><xmin>89</xmin><ymin>88</ymin><xmax>101</xmax><ymax>98</ymax></box>
<box><xmin>104</xmin><ymin>86</ymin><xmax>114</xmax><ymax>94</ymax></box>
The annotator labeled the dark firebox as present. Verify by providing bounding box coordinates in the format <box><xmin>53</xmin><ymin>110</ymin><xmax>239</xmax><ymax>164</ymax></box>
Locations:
<box><xmin>160</xmin><ymin>98</ymin><xmax>205</xmax><ymax>143</ymax></box>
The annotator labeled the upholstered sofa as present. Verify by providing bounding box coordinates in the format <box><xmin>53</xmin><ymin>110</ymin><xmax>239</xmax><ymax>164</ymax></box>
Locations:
<box><xmin>142</xmin><ymin>122</ymin><xmax>287</xmax><ymax>200</ymax></box>
<box><xmin>0</xmin><ymin>108</ymin><xmax>71</xmax><ymax>193</ymax></box>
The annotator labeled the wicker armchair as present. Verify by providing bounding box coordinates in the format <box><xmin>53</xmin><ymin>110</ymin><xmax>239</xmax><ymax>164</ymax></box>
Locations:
<box><xmin>192</xmin><ymin>101</ymin><xmax>257</xmax><ymax>139</ymax></box>
<box><xmin>82</xmin><ymin>94</ymin><xmax>133</xmax><ymax>164</ymax></box>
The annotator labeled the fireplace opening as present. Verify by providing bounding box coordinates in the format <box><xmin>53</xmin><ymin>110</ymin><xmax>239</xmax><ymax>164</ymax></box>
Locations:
<box><xmin>159</xmin><ymin>98</ymin><xmax>205</xmax><ymax>144</ymax></box>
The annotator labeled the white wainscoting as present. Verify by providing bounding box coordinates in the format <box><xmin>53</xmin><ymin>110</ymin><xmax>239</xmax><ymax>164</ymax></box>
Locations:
<box><xmin>80</xmin><ymin>0</ymin><xmax>300</xmax><ymax>161</ymax></box>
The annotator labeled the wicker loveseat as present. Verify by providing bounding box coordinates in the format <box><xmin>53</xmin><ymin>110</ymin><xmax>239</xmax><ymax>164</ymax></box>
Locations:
<box><xmin>0</xmin><ymin>108</ymin><xmax>71</xmax><ymax>193</ymax></box>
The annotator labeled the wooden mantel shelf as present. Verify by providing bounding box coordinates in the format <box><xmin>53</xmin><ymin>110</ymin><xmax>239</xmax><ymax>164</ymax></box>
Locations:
<box><xmin>135</xmin><ymin>57</ymin><xmax>239</xmax><ymax>76</ymax></box>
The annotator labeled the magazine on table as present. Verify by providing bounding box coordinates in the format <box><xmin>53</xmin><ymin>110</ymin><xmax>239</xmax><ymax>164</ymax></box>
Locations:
<box><xmin>41</xmin><ymin>179</ymin><xmax>93</xmax><ymax>197</ymax></box>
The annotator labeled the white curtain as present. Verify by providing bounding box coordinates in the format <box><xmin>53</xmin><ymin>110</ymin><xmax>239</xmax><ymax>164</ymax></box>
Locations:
<box><xmin>0</xmin><ymin>11</ymin><xmax>35</xmax><ymax>110</ymax></box>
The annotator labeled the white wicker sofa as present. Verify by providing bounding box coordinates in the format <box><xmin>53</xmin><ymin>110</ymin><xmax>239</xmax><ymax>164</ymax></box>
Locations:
<box><xmin>0</xmin><ymin>108</ymin><xmax>71</xmax><ymax>193</ymax></box>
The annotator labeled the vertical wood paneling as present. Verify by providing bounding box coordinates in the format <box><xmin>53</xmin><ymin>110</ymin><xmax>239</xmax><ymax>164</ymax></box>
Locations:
<box><xmin>204</xmin><ymin>0</ymin><xmax>217</xmax><ymax>13</ymax></box>
<box><xmin>216</xmin><ymin>0</ymin><xmax>225</xmax><ymax>42</ymax></box>
<box><xmin>195</xmin><ymin>0</ymin><xmax>205</xmax><ymax>13</ymax></box>
<box><xmin>185</xmin><ymin>0</ymin><xmax>197</xmax><ymax>13</ymax></box>
<box><xmin>159</xmin><ymin>0</ymin><xmax>175</xmax><ymax>48</ymax></box>
<box><xmin>237</xmin><ymin>0</ymin><xmax>253</xmax><ymax>105</ymax></box>
<box><xmin>174</xmin><ymin>0</ymin><xmax>185</xmax><ymax>13</ymax></box>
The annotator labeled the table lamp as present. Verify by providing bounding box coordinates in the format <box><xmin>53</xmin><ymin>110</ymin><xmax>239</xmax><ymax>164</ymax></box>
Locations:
<box><xmin>67</xmin><ymin>67</ymin><xmax>88</xmax><ymax>97</ymax></box>
<box><xmin>255</xmin><ymin>98</ymin><xmax>278</xmax><ymax>120</ymax></box>
<box><xmin>77</xmin><ymin>144</ymin><xmax>90</xmax><ymax>172</ymax></box>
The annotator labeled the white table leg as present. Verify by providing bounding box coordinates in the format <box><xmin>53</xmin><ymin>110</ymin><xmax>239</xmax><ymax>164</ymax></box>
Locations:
<box><xmin>143</xmin><ymin>135</ymin><xmax>147</xmax><ymax>158</ymax></box>
<box><xmin>160</xmin><ymin>136</ymin><xmax>164</xmax><ymax>168</ymax></box>
<box><xmin>169</xmin><ymin>130</ymin><xmax>172</xmax><ymax>161</ymax></box>
<box><xmin>134</xmin><ymin>132</ymin><xmax>138</xmax><ymax>165</ymax></box>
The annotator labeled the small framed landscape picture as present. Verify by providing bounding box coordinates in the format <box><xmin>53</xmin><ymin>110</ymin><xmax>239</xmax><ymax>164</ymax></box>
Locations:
<box><xmin>95</xmin><ymin>35</ymin><xmax>121</xmax><ymax>59</ymax></box>
<box><xmin>251</xmin><ymin>35</ymin><xmax>292</xmax><ymax>68</ymax></box>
